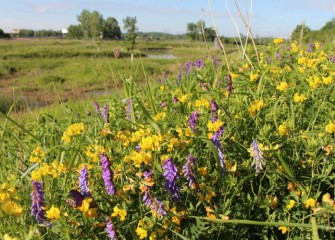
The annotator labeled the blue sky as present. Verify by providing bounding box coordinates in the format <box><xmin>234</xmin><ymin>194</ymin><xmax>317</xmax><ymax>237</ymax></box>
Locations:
<box><xmin>1</xmin><ymin>0</ymin><xmax>335</xmax><ymax>38</ymax></box>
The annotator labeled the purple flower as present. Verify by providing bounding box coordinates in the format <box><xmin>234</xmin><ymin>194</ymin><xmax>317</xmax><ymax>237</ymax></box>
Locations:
<box><xmin>182</xmin><ymin>154</ymin><xmax>197</xmax><ymax>188</ymax></box>
<box><xmin>142</xmin><ymin>186</ymin><xmax>167</xmax><ymax>217</ymax></box>
<box><xmin>226</xmin><ymin>74</ymin><xmax>233</xmax><ymax>96</ymax></box>
<box><xmin>100</xmin><ymin>153</ymin><xmax>116</xmax><ymax>195</ymax></box>
<box><xmin>103</xmin><ymin>104</ymin><xmax>109</xmax><ymax>123</ymax></box>
<box><xmin>251</xmin><ymin>139</ymin><xmax>265</xmax><ymax>174</ymax></box>
<box><xmin>135</xmin><ymin>144</ymin><xmax>141</xmax><ymax>152</ymax></box>
<box><xmin>79</xmin><ymin>165</ymin><xmax>90</xmax><ymax>197</ymax></box>
<box><xmin>177</xmin><ymin>72</ymin><xmax>182</xmax><ymax>85</ymax></box>
<box><xmin>142</xmin><ymin>170</ymin><xmax>167</xmax><ymax>217</ymax></box>
<box><xmin>189</xmin><ymin>111</ymin><xmax>199</xmax><ymax>132</ymax></box>
<box><xmin>93</xmin><ymin>101</ymin><xmax>101</xmax><ymax>115</ymax></box>
<box><xmin>276</xmin><ymin>51</ymin><xmax>281</xmax><ymax>59</ymax></box>
<box><xmin>211</xmin><ymin>127</ymin><xmax>225</xmax><ymax>175</ymax></box>
<box><xmin>31</xmin><ymin>180</ymin><xmax>49</xmax><ymax>225</ymax></box>
<box><xmin>173</xmin><ymin>96</ymin><xmax>179</xmax><ymax>104</ymax></box>
<box><xmin>106</xmin><ymin>218</ymin><xmax>117</xmax><ymax>240</ymax></box>
<box><xmin>210</xmin><ymin>100</ymin><xmax>218</xmax><ymax>122</ymax></box>
<box><xmin>160</xmin><ymin>102</ymin><xmax>167</xmax><ymax>108</ymax></box>
<box><xmin>163</xmin><ymin>158</ymin><xmax>180</xmax><ymax>201</ymax></box>
<box><xmin>194</xmin><ymin>59</ymin><xmax>205</xmax><ymax>69</ymax></box>
<box><xmin>185</xmin><ymin>62</ymin><xmax>193</xmax><ymax>73</ymax></box>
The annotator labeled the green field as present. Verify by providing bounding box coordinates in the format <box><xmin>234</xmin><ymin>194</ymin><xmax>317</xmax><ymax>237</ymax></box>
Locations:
<box><xmin>0</xmin><ymin>39</ymin><xmax>234</xmax><ymax>114</ymax></box>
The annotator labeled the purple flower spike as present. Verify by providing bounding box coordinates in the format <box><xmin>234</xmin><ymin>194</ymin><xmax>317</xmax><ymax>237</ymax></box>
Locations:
<box><xmin>177</xmin><ymin>72</ymin><xmax>182</xmax><ymax>85</ymax></box>
<box><xmin>106</xmin><ymin>218</ymin><xmax>117</xmax><ymax>240</ymax></box>
<box><xmin>185</xmin><ymin>62</ymin><xmax>193</xmax><ymax>73</ymax></box>
<box><xmin>211</xmin><ymin>127</ymin><xmax>225</xmax><ymax>175</ymax></box>
<box><xmin>194</xmin><ymin>59</ymin><xmax>205</xmax><ymax>69</ymax></box>
<box><xmin>210</xmin><ymin>100</ymin><xmax>218</xmax><ymax>122</ymax></box>
<box><xmin>226</xmin><ymin>74</ymin><xmax>234</xmax><ymax>96</ymax></box>
<box><xmin>100</xmin><ymin>153</ymin><xmax>116</xmax><ymax>195</ymax></box>
<box><xmin>31</xmin><ymin>180</ymin><xmax>49</xmax><ymax>225</ymax></box>
<box><xmin>163</xmin><ymin>158</ymin><xmax>180</xmax><ymax>201</ymax></box>
<box><xmin>251</xmin><ymin>139</ymin><xmax>265</xmax><ymax>174</ymax></box>
<box><xmin>103</xmin><ymin>104</ymin><xmax>109</xmax><ymax>123</ymax></box>
<box><xmin>189</xmin><ymin>111</ymin><xmax>199</xmax><ymax>132</ymax></box>
<box><xmin>79</xmin><ymin>165</ymin><xmax>90</xmax><ymax>197</ymax></box>
<box><xmin>142</xmin><ymin>170</ymin><xmax>167</xmax><ymax>217</ymax></box>
<box><xmin>182</xmin><ymin>154</ymin><xmax>197</xmax><ymax>188</ymax></box>
<box><xmin>93</xmin><ymin>101</ymin><xmax>101</xmax><ymax>115</ymax></box>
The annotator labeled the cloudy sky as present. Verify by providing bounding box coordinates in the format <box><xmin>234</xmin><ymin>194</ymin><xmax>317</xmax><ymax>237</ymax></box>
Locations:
<box><xmin>1</xmin><ymin>0</ymin><xmax>335</xmax><ymax>38</ymax></box>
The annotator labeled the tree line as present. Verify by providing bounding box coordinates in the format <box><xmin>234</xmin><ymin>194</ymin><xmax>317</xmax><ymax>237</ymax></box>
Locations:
<box><xmin>291</xmin><ymin>18</ymin><xmax>335</xmax><ymax>43</ymax></box>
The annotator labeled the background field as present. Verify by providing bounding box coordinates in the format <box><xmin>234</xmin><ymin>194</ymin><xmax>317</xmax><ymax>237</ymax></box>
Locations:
<box><xmin>0</xmin><ymin>39</ymin><xmax>239</xmax><ymax>114</ymax></box>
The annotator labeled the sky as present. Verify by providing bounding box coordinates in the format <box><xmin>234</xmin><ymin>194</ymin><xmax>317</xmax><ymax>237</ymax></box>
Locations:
<box><xmin>1</xmin><ymin>0</ymin><xmax>335</xmax><ymax>38</ymax></box>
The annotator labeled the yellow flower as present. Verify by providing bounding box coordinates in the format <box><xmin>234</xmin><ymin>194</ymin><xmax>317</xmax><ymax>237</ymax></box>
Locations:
<box><xmin>322</xmin><ymin>75</ymin><xmax>333</xmax><ymax>85</ymax></box>
<box><xmin>78</xmin><ymin>198</ymin><xmax>98</xmax><ymax>218</ymax></box>
<box><xmin>179</xmin><ymin>94</ymin><xmax>190</xmax><ymax>103</ymax></box>
<box><xmin>61</xmin><ymin>123</ymin><xmax>86</xmax><ymax>144</ymax></box>
<box><xmin>273</xmin><ymin>38</ymin><xmax>284</xmax><ymax>45</ymax></box>
<box><xmin>207</xmin><ymin>120</ymin><xmax>224</xmax><ymax>133</ymax></box>
<box><xmin>276</xmin><ymin>81</ymin><xmax>289</xmax><ymax>92</ymax></box>
<box><xmin>111</xmin><ymin>205</ymin><xmax>127</xmax><ymax>221</ymax></box>
<box><xmin>3</xmin><ymin>234</ymin><xmax>18</xmax><ymax>240</ymax></box>
<box><xmin>248</xmin><ymin>99</ymin><xmax>265</xmax><ymax>117</ymax></box>
<box><xmin>46</xmin><ymin>205</ymin><xmax>61</xmax><ymax>220</ymax></box>
<box><xmin>326</xmin><ymin>122</ymin><xmax>335</xmax><ymax>134</ymax></box>
<box><xmin>29</xmin><ymin>146</ymin><xmax>45</xmax><ymax>163</ymax></box>
<box><xmin>278</xmin><ymin>226</ymin><xmax>288</xmax><ymax>234</ymax></box>
<box><xmin>136</xmin><ymin>227</ymin><xmax>148</xmax><ymax>239</ymax></box>
<box><xmin>278</xmin><ymin>124</ymin><xmax>289</xmax><ymax>136</ymax></box>
<box><xmin>293</xmin><ymin>93</ymin><xmax>307</xmax><ymax>103</ymax></box>
<box><xmin>230</xmin><ymin>73</ymin><xmax>239</xmax><ymax>79</ymax></box>
<box><xmin>286</xmin><ymin>200</ymin><xmax>295</xmax><ymax>210</ymax></box>
<box><xmin>153</xmin><ymin>112</ymin><xmax>166</xmax><ymax>122</ymax></box>
<box><xmin>250</xmin><ymin>73</ymin><xmax>259</xmax><ymax>82</ymax></box>
<box><xmin>298</xmin><ymin>57</ymin><xmax>308</xmax><ymax>65</ymax></box>
<box><xmin>31</xmin><ymin>170</ymin><xmax>42</xmax><ymax>181</ymax></box>
<box><xmin>305</xmin><ymin>198</ymin><xmax>316</xmax><ymax>209</ymax></box>
<box><xmin>194</xmin><ymin>98</ymin><xmax>210</xmax><ymax>109</ymax></box>
<box><xmin>1</xmin><ymin>201</ymin><xmax>23</xmax><ymax>216</ymax></box>
<box><xmin>149</xmin><ymin>231</ymin><xmax>157</xmax><ymax>240</ymax></box>
<box><xmin>314</xmin><ymin>41</ymin><xmax>320</xmax><ymax>49</ymax></box>
<box><xmin>291</xmin><ymin>42</ymin><xmax>299</xmax><ymax>53</ymax></box>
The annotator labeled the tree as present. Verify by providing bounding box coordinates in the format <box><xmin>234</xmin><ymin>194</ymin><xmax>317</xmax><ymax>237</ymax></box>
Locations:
<box><xmin>104</xmin><ymin>17</ymin><xmax>121</xmax><ymax>39</ymax></box>
<box><xmin>290</xmin><ymin>24</ymin><xmax>312</xmax><ymax>43</ymax></box>
<box><xmin>77</xmin><ymin>9</ymin><xmax>104</xmax><ymax>39</ymax></box>
<box><xmin>0</xmin><ymin>29</ymin><xmax>10</xmax><ymax>39</ymax></box>
<box><xmin>186</xmin><ymin>22</ymin><xmax>199</xmax><ymax>40</ymax></box>
<box><xmin>67</xmin><ymin>24</ymin><xmax>84</xmax><ymax>39</ymax></box>
<box><xmin>204</xmin><ymin>27</ymin><xmax>216</xmax><ymax>42</ymax></box>
<box><xmin>123</xmin><ymin>16</ymin><xmax>137</xmax><ymax>51</ymax></box>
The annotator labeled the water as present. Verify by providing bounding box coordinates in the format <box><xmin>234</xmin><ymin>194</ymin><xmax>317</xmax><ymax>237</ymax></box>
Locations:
<box><xmin>145</xmin><ymin>51</ymin><xmax>177</xmax><ymax>59</ymax></box>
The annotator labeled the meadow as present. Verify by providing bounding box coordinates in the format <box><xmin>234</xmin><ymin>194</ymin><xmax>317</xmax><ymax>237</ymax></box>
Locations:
<box><xmin>0</xmin><ymin>37</ymin><xmax>334</xmax><ymax>240</ymax></box>
<box><xmin>0</xmin><ymin>39</ymin><xmax>228</xmax><ymax>113</ymax></box>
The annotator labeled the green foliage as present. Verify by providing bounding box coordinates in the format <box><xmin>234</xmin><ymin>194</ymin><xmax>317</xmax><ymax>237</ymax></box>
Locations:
<box><xmin>123</xmin><ymin>16</ymin><xmax>138</xmax><ymax>51</ymax></box>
